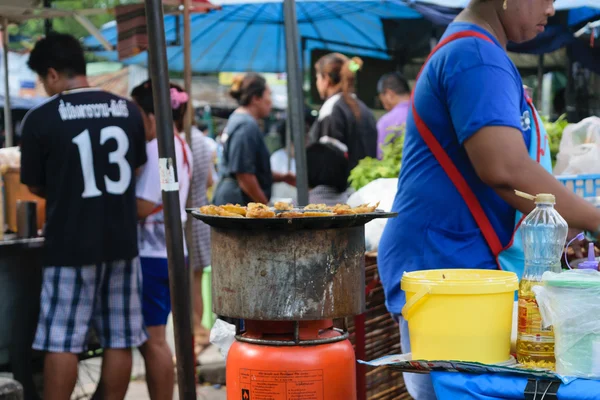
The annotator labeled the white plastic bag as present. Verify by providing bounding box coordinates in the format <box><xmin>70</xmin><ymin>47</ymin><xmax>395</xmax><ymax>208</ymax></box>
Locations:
<box><xmin>533</xmin><ymin>270</ymin><xmax>600</xmax><ymax>378</ymax></box>
<box><xmin>554</xmin><ymin>117</ymin><xmax>600</xmax><ymax>175</ymax></box>
<box><xmin>209</xmin><ymin>319</ymin><xmax>236</xmax><ymax>360</ymax></box>
<box><xmin>0</xmin><ymin>147</ymin><xmax>21</xmax><ymax>170</ymax></box>
<box><xmin>347</xmin><ymin>178</ymin><xmax>398</xmax><ymax>251</ymax></box>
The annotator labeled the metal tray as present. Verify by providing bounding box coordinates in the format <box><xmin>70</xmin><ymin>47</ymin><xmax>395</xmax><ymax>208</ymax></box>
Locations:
<box><xmin>186</xmin><ymin>208</ymin><xmax>397</xmax><ymax>231</ymax></box>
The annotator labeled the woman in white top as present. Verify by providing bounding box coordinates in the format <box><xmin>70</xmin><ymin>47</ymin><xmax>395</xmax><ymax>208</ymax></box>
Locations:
<box><xmin>131</xmin><ymin>80</ymin><xmax>193</xmax><ymax>400</ymax></box>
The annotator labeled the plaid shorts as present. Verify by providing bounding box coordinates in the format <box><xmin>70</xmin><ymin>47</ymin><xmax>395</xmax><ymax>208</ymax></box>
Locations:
<box><xmin>33</xmin><ymin>258</ymin><xmax>148</xmax><ymax>353</ymax></box>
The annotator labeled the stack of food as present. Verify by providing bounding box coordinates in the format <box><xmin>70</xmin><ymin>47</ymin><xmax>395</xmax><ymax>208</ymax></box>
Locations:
<box><xmin>198</xmin><ymin>201</ymin><xmax>380</xmax><ymax>219</ymax></box>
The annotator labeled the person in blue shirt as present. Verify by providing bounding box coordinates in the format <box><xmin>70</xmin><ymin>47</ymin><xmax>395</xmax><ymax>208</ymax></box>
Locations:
<box><xmin>378</xmin><ymin>1</ymin><xmax>600</xmax><ymax>399</ymax></box>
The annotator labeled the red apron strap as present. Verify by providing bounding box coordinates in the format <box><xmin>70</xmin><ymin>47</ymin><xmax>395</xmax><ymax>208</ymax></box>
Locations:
<box><xmin>412</xmin><ymin>30</ymin><xmax>504</xmax><ymax>256</ymax></box>
<box><xmin>526</xmin><ymin>97</ymin><xmax>543</xmax><ymax>162</ymax></box>
<box><xmin>149</xmin><ymin>135</ymin><xmax>191</xmax><ymax>217</ymax></box>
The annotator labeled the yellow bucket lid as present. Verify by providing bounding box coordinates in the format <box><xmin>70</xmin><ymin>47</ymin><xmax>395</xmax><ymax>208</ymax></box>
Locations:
<box><xmin>401</xmin><ymin>269</ymin><xmax>519</xmax><ymax>295</ymax></box>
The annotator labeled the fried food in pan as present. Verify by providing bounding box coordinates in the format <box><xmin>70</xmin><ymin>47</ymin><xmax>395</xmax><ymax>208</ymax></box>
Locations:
<box><xmin>247</xmin><ymin>203</ymin><xmax>276</xmax><ymax>218</ymax></box>
<box><xmin>304</xmin><ymin>204</ymin><xmax>328</xmax><ymax>210</ymax></box>
<box><xmin>303</xmin><ymin>211</ymin><xmax>334</xmax><ymax>217</ymax></box>
<box><xmin>248</xmin><ymin>203</ymin><xmax>269</xmax><ymax>210</ymax></box>
<box><xmin>332</xmin><ymin>204</ymin><xmax>356</xmax><ymax>215</ymax></box>
<box><xmin>353</xmin><ymin>202</ymin><xmax>380</xmax><ymax>214</ymax></box>
<box><xmin>274</xmin><ymin>201</ymin><xmax>294</xmax><ymax>211</ymax></box>
<box><xmin>199</xmin><ymin>205</ymin><xmax>222</xmax><ymax>216</ymax></box>
<box><xmin>277</xmin><ymin>211</ymin><xmax>306</xmax><ymax>219</ymax></box>
<box><xmin>219</xmin><ymin>209</ymin><xmax>245</xmax><ymax>218</ymax></box>
<box><xmin>247</xmin><ymin>209</ymin><xmax>276</xmax><ymax>218</ymax></box>
<box><xmin>199</xmin><ymin>205</ymin><xmax>244</xmax><ymax>218</ymax></box>
<box><xmin>222</xmin><ymin>203</ymin><xmax>247</xmax><ymax>216</ymax></box>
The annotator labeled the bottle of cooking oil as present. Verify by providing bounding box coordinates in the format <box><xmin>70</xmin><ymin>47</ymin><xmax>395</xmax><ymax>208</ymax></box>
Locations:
<box><xmin>516</xmin><ymin>192</ymin><xmax>568</xmax><ymax>370</ymax></box>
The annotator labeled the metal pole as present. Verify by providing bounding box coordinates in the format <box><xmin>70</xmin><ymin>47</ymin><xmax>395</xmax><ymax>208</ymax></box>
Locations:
<box><xmin>565</xmin><ymin>46</ymin><xmax>577</xmax><ymax>122</ymax></box>
<box><xmin>283</xmin><ymin>0</ymin><xmax>308</xmax><ymax>205</ymax></box>
<box><xmin>183</xmin><ymin>0</ymin><xmax>193</xmax><ymax>144</ymax></box>
<box><xmin>3</xmin><ymin>19</ymin><xmax>13</xmax><ymax>148</ymax></box>
<box><xmin>143</xmin><ymin>1</ymin><xmax>197</xmax><ymax>399</ymax></box>
<box><xmin>44</xmin><ymin>0</ymin><xmax>53</xmax><ymax>35</ymax></box>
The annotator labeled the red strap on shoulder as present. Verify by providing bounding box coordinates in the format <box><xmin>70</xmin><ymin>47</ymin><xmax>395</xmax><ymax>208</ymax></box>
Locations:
<box><xmin>525</xmin><ymin>96</ymin><xmax>543</xmax><ymax>162</ymax></box>
<box><xmin>412</xmin><ymin>30</ymin><xmax>504</xmax><ymax>256</ymax></box>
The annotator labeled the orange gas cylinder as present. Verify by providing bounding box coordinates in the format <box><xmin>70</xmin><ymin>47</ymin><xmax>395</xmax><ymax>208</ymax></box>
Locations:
<box><xmin>226</xmin><ymin>320</ymin><xmax>357</xmax><ymax>400</ymax></box>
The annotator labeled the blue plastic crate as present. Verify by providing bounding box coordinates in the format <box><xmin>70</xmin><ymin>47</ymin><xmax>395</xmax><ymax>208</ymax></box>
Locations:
<box><xmin>557</xmin><ymin>174</ymin><xmax>600</xmax><ymax>199</ymax></box>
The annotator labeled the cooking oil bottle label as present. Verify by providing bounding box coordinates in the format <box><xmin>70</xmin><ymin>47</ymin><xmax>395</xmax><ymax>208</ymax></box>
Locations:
<box><xmin>518</xmin><ymin>298</ymin><xmax>553</xmax><ymax>341</ymax></box>
<box><xmin>239</xmin><ymin>369</ymin><xmax>324</xmax><ymax>400</ymax></box>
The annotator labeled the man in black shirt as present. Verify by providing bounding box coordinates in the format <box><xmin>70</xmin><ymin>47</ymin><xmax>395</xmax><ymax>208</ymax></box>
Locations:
<box><xmin>20</xmin><ymin>34</ymin><xmax>148</xmax><ymax>400</ymax></box>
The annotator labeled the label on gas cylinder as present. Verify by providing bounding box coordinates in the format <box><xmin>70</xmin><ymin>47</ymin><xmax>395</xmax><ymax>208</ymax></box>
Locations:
<box><xmin>239</xmin><ymin>369</ymin><xmax>324</xmax><ymax>400</ymax></box>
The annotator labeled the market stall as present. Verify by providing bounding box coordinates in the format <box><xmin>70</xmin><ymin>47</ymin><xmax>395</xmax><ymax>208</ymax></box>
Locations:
<box><xmin>355</xmin><ymin>183</ymin><xmax>600</xmax><ymax>399</ymax></box>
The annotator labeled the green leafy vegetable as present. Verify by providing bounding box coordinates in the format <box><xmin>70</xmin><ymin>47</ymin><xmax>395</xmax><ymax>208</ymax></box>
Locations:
<box><xmin>349</xmin><ymin>124</ymin><xmax>405</xmax><ymax>191</ymax></box>
<box><xmin>542</xmin><ymin>114</ymin><xmax>568</xmax><ymax>167</ymax></box>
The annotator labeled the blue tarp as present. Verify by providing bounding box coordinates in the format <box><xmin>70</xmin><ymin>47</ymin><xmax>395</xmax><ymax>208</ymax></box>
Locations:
<box><xmin>405</xmin><ymin>1</ymin><xmax>600</xmax><ymax>73</ymax></box>
<box><xmin>85</xmin><ymin>0</ymin><xmax>423</xmax><ymax>73</ymax></box>
<box><xmin>0</xmin><ymin>95</ymin><xmax>46</xmax><ymax>110</ymax></box>
<box><xmin>431</xmin><ymin>372</ymin><xmax>600</xmax><ymax>400</ymax></box>
<box><xmin>410</xmin><ymin>0</ymin><xmax>600</xmax><ymax>10</ymax></box>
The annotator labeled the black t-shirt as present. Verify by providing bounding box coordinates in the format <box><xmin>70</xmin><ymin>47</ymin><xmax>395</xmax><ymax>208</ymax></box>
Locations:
<box><xmin>213</xmin><ymin>113</ymin><xmax>272</xmax><ymax>205</ymax></box>
<box><xmin>20</xmin><ymin>88</ymin><xmax>147</xmax><ymax>266</ymax></box>
<box><xmin>309</xmin><ymin>93</ymin><xmax>377</xmax><ymax>171</ymax></box>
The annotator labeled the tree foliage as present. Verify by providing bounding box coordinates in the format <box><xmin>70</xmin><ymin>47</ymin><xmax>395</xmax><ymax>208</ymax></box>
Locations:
<box><xmin>8</xmin><ymin>0</ymin><xmax>131</xmax><ymax>48</ymax></box>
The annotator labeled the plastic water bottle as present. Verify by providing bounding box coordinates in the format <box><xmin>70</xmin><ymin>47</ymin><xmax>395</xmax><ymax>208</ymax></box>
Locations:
<box><xmin>516</xmin><ymin>192</ymin><xmax>568</xmax><ymax>369</ymax></box>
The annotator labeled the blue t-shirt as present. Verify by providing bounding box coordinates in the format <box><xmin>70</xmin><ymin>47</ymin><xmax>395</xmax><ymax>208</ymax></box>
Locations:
<box><xmin>378</xmin><ymin>23</ymin><xmax>533</xmax><ymax>315</ymax></box>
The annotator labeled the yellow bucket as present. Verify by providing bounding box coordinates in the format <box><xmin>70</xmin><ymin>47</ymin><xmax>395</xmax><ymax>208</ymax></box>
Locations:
<box><xmin>401</xmin><ymin>269</ymin><xmax>518</xmax><ymax>364</ymax></box>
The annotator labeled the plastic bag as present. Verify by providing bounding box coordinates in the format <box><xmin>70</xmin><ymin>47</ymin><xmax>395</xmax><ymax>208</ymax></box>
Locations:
<box><xmin>533</xmin><ymin>270</ymin><xmax>600</xmax><ymax>379</ymax></box>
<box><xmin>0</xmin><ymin>147</ymin><xmax>21</xmax><ymax>171</ymax></box>
<box><xmin>209</xmin><ymin>319</ymin><xmax>236</xmax><ymax>360</ymax></box>
<box><xmin>347</xmin><ymin>178</ymin><xmax>397</xmax><ymax>252</ymax></box>
<box><xmin>554</xmin><ymin>117</ymin><xmax>600</xmax><ymax>175</ymax></box>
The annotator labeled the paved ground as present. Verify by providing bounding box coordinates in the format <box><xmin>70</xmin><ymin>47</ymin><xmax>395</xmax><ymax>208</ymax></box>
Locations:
<box><xmin>73</xmin><ymin>315</ymin><xmax>226</xmax><ymax>400</ymax></box>
<box><xmin>125</xmin><ymin>381</ymin><xmax>226</xmax><ymax>400</ymax></box>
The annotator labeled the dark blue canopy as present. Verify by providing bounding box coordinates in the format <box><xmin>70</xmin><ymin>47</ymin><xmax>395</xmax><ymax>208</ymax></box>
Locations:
<box><xmin>405</xmin><ymin>1</ymin><xmax>600</xmax><ymax>73</ymax></box>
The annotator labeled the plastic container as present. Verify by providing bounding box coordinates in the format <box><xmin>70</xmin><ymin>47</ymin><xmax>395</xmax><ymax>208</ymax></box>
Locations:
<box><xmin>534</xmin><ymin>270</ymin><xmax>600</xmax><ymax>378</ymax></box>
<box><xmin>401</xmin><ymin>269</ymin><xmax>518</xmax><ymax>364</ymax></box>
<box><xmin>557</xmin><ymin>174</ymin><xmax>600</xmax><ymax>198</ymax></box>
<box><xmin>201</xmin><ymin>266</ymin><xmax>216</xmax><ymax>330</ymax></box>
<box><xmin>578</xmin><ymin>243</ymin><xmax>599</xmax><ymax>271</ymax></box>
<box><xmin>516</xmin><ymin>193</ymin><xmax>568</xmax><ymax>369</ymax></box>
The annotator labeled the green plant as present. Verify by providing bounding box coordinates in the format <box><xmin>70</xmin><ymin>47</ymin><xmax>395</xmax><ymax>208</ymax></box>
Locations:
<box><xmin>349</xmin><ymin>124</ymin><xmax>405</xmax><ymax>191</ymax></box>
<box><xmin>542</xmin><ymin>114</ymin><xmax>568</xmax><ymax>167</ymax></box>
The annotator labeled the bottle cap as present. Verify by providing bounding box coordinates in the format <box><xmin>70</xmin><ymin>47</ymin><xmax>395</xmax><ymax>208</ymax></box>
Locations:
<box><xmin>534</xmin><ymin>193</ymin><xmax>555</xmax><ymax>204</ymax></box>
<box><xmin>578</xmin><ymin>243</ymin><xmax>599</xmax><ymax>270</ymax></box>
<box><xmin>515</xmin><ymin>191</ymin><xmax>555</xmax><ymax>204</ymax></box>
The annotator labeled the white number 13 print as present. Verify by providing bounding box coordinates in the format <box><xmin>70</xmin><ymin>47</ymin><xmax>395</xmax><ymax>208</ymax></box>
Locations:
<box><xmin>72</xmin><ymin>126</ymin><xmax>132</xmax><ymax>198</ymax></box>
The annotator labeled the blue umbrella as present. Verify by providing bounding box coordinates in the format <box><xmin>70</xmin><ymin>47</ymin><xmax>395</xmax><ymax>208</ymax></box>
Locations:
<box><xmin>85</xmin><ymin>0</ymin><xmax>422</xmax><ymax>73</ymax></box>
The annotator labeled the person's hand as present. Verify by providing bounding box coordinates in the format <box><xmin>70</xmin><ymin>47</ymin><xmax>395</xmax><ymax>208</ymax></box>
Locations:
<box><xmin>567</xmin><ymin>228</ymin><xmax>585</xmax><ymax>259</ymax></box>
<box><xmin>283</xmin><ymin>173</ymin><xmax>296</xmax><ymax>187</ymax></box>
